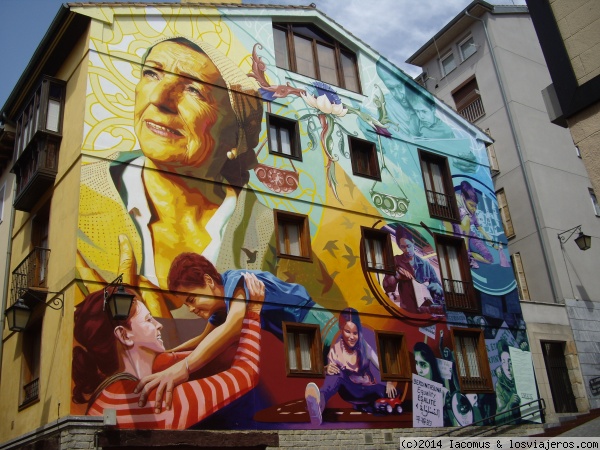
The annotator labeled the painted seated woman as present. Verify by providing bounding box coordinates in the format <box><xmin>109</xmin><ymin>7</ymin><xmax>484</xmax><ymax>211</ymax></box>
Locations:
<box><xmin>305</xmin><ymin>308</ymin><xmax>397</xmax><ymax>426</ymax></box>
<box><xmin>72</xmin><ymin>279</ymin><xmax>264</xmax><ymax>429</ymax></box>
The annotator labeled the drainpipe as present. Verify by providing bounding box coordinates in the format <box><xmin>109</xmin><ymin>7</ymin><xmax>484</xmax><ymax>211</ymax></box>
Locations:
<box><xmin>466</xmin><ymin>11</ymin><xmax>561</xmax><ymax>303</ymax></box>
<box><xmin>0</xmin><ymin>175</ymin><xmax>17</xmax><ymax>386</ymax></box>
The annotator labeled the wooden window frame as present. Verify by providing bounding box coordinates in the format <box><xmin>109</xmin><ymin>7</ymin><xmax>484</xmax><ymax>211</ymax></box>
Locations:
<box><xmin>272</xmin><ymin>23</ymin><xmax>361</xmax><ymax>93</ymax></box>
<box><xmin>19</xmin><ymin>313</ymin><xmax>43</xmax><ymax>409</ymax></box>
<box><xmin>419</xmin><ymin>149</ymin><xmax>460</xmax><ymax>222</ymax></box>
<box><xmin>511</xmin><ymin>252</ymin><xmax>530</xmax><ymax>301</ymax></box>
<box><xmin>274</xmin><ymin>210</ymin><xmax>312</xmax><ymax>262</ymax></box>
<box><xmin>14</xmin><ymin>76</ymin><xmax>66</xmax><ymax>158</ymax></box>
<box><xmin>450</xmin><ymin>328</ymin><xmax>494</xmax><ymax>393</ymax></box>
<box><xmin>349</xmin><ymin>136</ymin><xmax>380</xmax><ymax>180</ymax></box>
<box><xmin>435</xmin><ymin>234</ymin><xmax>478</xmax><ymax>312</ymax></box>
<box><xmin>266</xmin><ymin>113</ymin><xmax>302</xmax><ymax>160</ymax></box>
<box><xmin>484</xmin><ymin>128</ymin><xmax>500</xmax><ymax>176</ymax></box>
<box><xmin>496</xmin><ymin>188</ymin><xmax>515</xmax><ymax>239</ymax></box>
<box><xmin>452</xmin><ymin>76</ymin><xmax>485</xmax><ymax>123</ymax></box>
<box><xmin>283</xmin><ymin>322</ymin><xmax>324</xmax><ymax>378</ymax></box>
<box><xmin>361</xmin><ymin>227</ymin><xmax>394</xmax><ymax>273</ymax></box>
<box><xmin>375</xmin><ymin>330</ymin><xmax>411</xmax><ymax>382</ymax></box>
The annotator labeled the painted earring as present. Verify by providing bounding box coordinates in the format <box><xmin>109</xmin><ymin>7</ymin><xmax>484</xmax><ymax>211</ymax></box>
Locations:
<box><xmin>227</xmin><ymin>148</ymin><xmax>238</xmax><ymax>160</ymax></box>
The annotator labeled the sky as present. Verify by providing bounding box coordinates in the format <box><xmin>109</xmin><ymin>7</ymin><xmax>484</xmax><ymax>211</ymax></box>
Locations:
<box><xmin>0</xmin><ymin>0</ymin><xmax>526</xmax><ymax>110</ymax></box>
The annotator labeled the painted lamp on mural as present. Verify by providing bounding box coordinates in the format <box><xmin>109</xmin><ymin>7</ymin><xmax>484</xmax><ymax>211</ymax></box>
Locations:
<box><xmin>5</xmin><ymin>290</ymin><xmax>64</xmax><ymax>332</ymax></box>
<box><xmin>370</xmin><ymin>136</ymin><xmax>410</xmax><ymax>218</ymax></box>
<box><xmin>253</xmin><ymin>141</ymin><xmax>299</xmax><ymax>194</ymax></box>
<box><xmin>103</xmin><ymin>274</ymin><xmax>135</xmax><ymax>320</ymax></box>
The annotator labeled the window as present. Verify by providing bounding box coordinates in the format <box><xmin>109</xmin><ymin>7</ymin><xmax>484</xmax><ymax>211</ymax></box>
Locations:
<box><xmin>14</xmin><ymin>76</ymin><xmax>65</xmax><ymax>158</ymax></box>
<box><xmin>376</xmin><ymin>331</ymin><xmax>410</xmax><ymax>381</ymax></box>
<box><xmin>419</xmin><ymin>150</ymin><xmax>459</xmax><ymax>221</ymax></box>
<box><xmin>451</xmin><ymin>329</ymin><xmax>493</xmax><ymax>392</ymax></box>
<box><xmin>436</xmin><ymin>234</ymin><xmax>477</xmax><ymax>311</ymax></box>
<box><xmin>20</xmin><ymin>314</ymin><xmax>43</xmax><ymax>408</ymax></box>
<box><xmin>452</xmin><ymin>77</ymin><xmax>485</xmax><ymax>123</ymax></box>
<box><xmin>485</xmin><ymin>128</ymin><xmax>500</xmax><ymax>176</ymax></box>
<box><xmin>511</xmin><ymin>253</ymin><xmax>530</xmax><ymax>300</ymax></box>
<box><xmin>440</xmin><ymin>51</ymin><xmax>456</xmax><ymax>76</ymax></box>
<box><xmin>349</xmin><ymin>137</ymin><xmax>380</xmax><ymax>179</ymax></box>
<box><xmin>459</xmin><ymin>35</ymin><xmax>477</xmax><ymax>61</ymax></box>
<box><xmin>589</xmin><ymin>189</ymin><xmax>600</xmax><ymax>217</ymax></box>
<box><xmin>267</xmin><ymin>114</ymin><xmax>301</xmax><ymax>159</ymax></box>
<box><xmin>273</xmin><ymin>23</ymin><xmax>360</xmax><ymax>92</ymax></box>
<box><xmin>275</xmin><ymin>210</ymin><xmax>311</xmax><ymax>260</ymax></box>
<box><xmin>496</xmin><ymin>189</ymin><xmax>515</xmax><ymax>238</ymax></box>
<box><xmin>283</xmin><ymin>323</ymin><xmax>324</xmax><ymax>377</ymax></box>
<box><xmin>362</xmin><ymin>227</ymin><xmax>394</xmax><ymax>272</ymax></box>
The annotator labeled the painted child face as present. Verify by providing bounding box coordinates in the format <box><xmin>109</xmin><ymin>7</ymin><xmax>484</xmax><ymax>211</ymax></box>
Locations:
<box><xmin>185</xmin><ymin>285</ymin><xmax>225</xmax><ymax>320</ymax></box>
<box><xmin>415</xmin><ymin>351</ymin><xmax>431</xmax><ymax>379</ymax></box>
<box><xmin>342</xmin><ymin>321</ymin><xmax>359</xmax><ymax>350</ymax></box>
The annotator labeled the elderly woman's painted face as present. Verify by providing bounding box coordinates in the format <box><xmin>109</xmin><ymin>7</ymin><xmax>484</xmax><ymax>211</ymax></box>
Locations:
<box><xmin>134</xmin><ymin>41</ymin><xmax>237</xmax><ymax>173</ymax></box>
<box><xmin>126</xmin><ymin>302</ymin><xmax>165</xmax><ymax>354</ymax></box>
<box><xmin>415</xmin><ymin>351</ymin><xmax>431</xmax><ymax>379</ymax></box>
<box><xmin>501</xmin><ymin>351</ymin><xmax>512</xmax><ymax>380</ymax></box>
<box><xmin>342</xmin><ymin>321</ymin><xmax>359</xmax><ymax>350</ymax></box>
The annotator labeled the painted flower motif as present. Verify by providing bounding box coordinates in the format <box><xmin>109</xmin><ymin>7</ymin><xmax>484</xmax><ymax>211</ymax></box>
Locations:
<box><xmin>301</xmin><ymin>81</ymin><xmax>348</xmax><ymax>117</ymax></box>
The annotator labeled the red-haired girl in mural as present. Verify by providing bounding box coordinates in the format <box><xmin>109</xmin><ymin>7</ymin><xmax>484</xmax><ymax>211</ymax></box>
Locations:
<box><xmin>304</xmin><ymin>308</ymin><xmax>397</xmax><ymax>426</ymax></box>
<box><xmin>72</xmin><ymin>278</ymin><xmax>264</xmax><ymax>429</ymax></box>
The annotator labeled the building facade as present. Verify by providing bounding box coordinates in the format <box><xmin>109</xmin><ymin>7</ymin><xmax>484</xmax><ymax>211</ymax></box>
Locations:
<box><xmin>526</xmin><ymin>0</ymin><xmax>600</xmax><ymax>412</ymax></box>
<box><xmin>1</xmin><ymin>3</ymin><xmax>542</xmax><ymax>448</ymax></box>
<box><xmin>407</xmin><ymin>0</ymin><xmax>600</xmax><ymax>418</ymax></box>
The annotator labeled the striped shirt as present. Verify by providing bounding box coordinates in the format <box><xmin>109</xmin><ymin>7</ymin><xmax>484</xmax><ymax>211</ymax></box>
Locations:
<box><xmin>87</xmin><ymin>312</ymin><xmax>261</xmax><ymax>429</ymax></box>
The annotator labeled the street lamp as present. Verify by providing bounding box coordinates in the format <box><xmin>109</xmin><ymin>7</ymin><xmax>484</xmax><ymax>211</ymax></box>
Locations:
<box><xmin>5</xmin><ymin>290</ymin><xmax>64</xmax><ymax>332</ymax></box>
<box><xmin>558</xmin><ymin>225</ymin><xmax>591</xmax><ymax>251</ymax></box>
<box><xmin>103</xmin><ymin>274</ymin><xmax>134</xmax><ymax>320</ymax></box>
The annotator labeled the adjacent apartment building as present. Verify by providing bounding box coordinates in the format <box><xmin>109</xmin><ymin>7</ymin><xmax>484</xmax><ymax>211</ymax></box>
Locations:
<box><xmin>407</xmin><ymin>0</ymin><xmax>600</xmax><ymax>418</ymax></box>
<box><xmin>1</xmin><ymin>2</ymin><xmax>543</xmax><ymax>448</ymax></box>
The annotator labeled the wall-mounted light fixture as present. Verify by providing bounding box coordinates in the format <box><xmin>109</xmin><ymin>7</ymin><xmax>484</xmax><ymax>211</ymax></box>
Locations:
<box><xmin>558</xmin><ymin>225</ymin><xmax>591</xmax><ymax>251</ymax></box>
<box><xmin>103</xmin><ymin>274</ymin><xmax>134</xmax><ymax>321</ymax></box>
<box><xmin>5</xmin><ymin>290</ymin><xmax>64</xmax><ymax>332</ymax></box>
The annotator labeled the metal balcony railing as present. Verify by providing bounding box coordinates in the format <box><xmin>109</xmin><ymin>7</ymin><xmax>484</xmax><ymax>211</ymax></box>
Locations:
<box><xmin>426</xmin><ymin>190</ymin><xmax>458</xmax><ymax>221</ymax></box>
<box><xmin>458</xmin><ymin>96</ymin><xmax>485</xmax><ymax>123</ymax></box>
<box><xmin>10</xmin><ymin>247</ymin><xmax>50</xmax><ymax>306</ymax></box>
<box><xmin>443</xmin><ymin>278</ymin><xmax>477</xmax><ymax>311</ymax></box>
<box><xmin>21</xmin><ymin>378</ymin><xmax>39</xmax><ymax>406</ymax></box>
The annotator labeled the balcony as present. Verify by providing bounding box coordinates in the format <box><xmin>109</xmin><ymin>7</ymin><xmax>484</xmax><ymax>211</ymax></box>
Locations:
<box><xmin>11</xmin><ymin>134</ymin><xmax>60</xmax><ymax>212</ymax></box>
<box><xmin>442</xmin><ymin>278</ymin><xmax>478</xmax><ymax>312</ymax></box>
<box><xmin>425</xmin><ymin>190</ymin><xmax>458</xmax><ymax>221</ymax></box>
<box><xmin>457</xmin><ymin>96</ymin><xmax>485</xmax><ymax>123</ymax></box>
<box><xmin>10</xmin><ymin>247</ymin><xmax>51</xmax><ymax>307</ymax></box>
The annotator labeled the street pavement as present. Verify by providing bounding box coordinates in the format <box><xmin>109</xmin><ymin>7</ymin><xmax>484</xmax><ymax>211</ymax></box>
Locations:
<box><xmin>559</xmin><ymin>415</ymin><xmax>600</xmax><ymax>437</ymax></box>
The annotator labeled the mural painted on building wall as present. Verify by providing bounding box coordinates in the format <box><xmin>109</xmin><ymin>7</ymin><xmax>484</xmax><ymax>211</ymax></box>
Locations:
<box><xmin>71</xmin><ymin>5</ymin><xmax>539</xmax><ymax>430</ymax></box>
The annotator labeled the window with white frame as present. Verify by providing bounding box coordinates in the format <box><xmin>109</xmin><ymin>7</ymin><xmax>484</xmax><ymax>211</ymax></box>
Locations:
<box><xmin>459</xmin><ymin>35</ymin><xmax>477</xmax><ymax>61</ymax></box>
<box><xmin>440</xmin><ymin>51</ymin><xmax>457</xmax><ymax>76</ymax></box>
<box><xmin>589</xmin><ymin>189</ymin><xmax>600</xmax><ymax>216</ymax></box>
